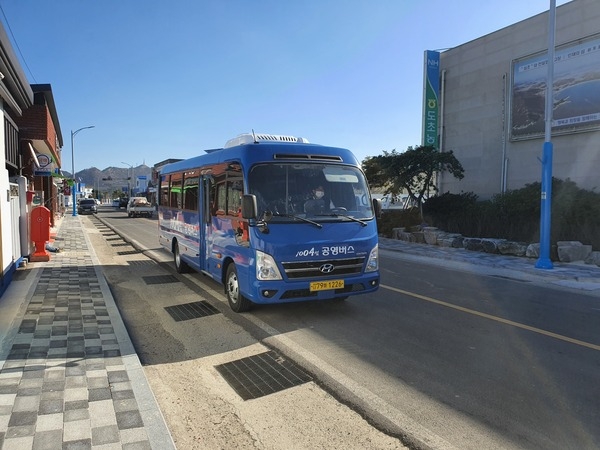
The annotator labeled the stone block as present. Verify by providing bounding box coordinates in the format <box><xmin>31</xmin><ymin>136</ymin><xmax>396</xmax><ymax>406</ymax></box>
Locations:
<box><xmin>497</xmin><ymin>241</ymin><xmax>528</xmax><ymax>257</ymax></box>
<box><xmin>526</xmin><ymin>243</ymin><xmax>540</xmax><ymax>258</ymax></box>
<box><xmin>412</xmin><ymin>231</ymin><xmax>425</xmax><ymax>243</ymax></box>
<box><xmin>439</xmin><ymin>234</ymin><xmax>463</xmax><ymax>248</ymax></box>
<box><xmin>398</xmin><ymin>231</ymin><xmax>416</xmax><ymax>242</ymax></box>
<box><xmin>481</xmin><ymin>239</ymin><xmax>505</xmax><ymax>254</ymax></box>
<box><xmin>463</xmin><ymin>238</ymin><xmax>483</xmax><ymax>252</ymax></box>
<box><xmin>391</xmin><ymin>227</ymin><xmax>405</xmax><ymax>239</ymax></box>
<box><xmin>585</xmin><ymin>251</ymin><xmax>600</xmax><ymax>267</ymax></box>
<box><xmin>557</xmin><ymin>241</ymin><xmax>592</xmax><ymax>262</ymax></box>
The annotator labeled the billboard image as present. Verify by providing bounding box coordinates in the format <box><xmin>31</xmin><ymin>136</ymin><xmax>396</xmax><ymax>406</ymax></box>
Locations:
<box><xmin>511</xmin><ymin>34</ymin><xmax>600</xmax><ymax>140</ymax></box>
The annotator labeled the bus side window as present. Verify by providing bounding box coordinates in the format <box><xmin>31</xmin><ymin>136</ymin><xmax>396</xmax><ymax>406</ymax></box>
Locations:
<box><xmin>160</xmin><ymin>175</ymin><xmax>170</xmax><ymax>206</ymax></box>
<box><xmin>215</xmin><ymin>182</ymin><xmax>227</xmax><ymax>215</ymax></box>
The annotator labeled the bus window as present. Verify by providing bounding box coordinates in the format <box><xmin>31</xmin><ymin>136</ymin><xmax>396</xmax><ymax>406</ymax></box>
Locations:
<box><xmin>183</xmin><ymin>171</ymin><xmax>199</xmax><ymax>211</ymax></box>
<box><xmin>160</xmin><ymin>175</ymin><xmax>170</xmax><ymax>206</ymax></box>
<box><xmin>215</xmin><ymin>182</ymin><xmax>227</xmax><ymax>215</ymax></box>
<box><xmin>228</xmin><ymin>180</ymin><xmax>243</xmax><ymax>216</ymax></box>
<box><xmin>170</xmin><ymin>173</ymin><xmax>183</xmax><ymax>209</ymax></box>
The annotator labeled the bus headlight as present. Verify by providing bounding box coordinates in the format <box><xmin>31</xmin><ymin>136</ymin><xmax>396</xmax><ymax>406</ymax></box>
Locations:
<box><xmin>256</xmin><ymin>250</ymin><xmax>282</xmax><ymax>280</ymax></box>
<box><xmin>365</xmin><ymin>244</ymin><xmax>378</xmax><ymax>272</ymax></box>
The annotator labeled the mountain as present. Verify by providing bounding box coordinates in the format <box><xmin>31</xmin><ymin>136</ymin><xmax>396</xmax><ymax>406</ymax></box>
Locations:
<box><xmin>63</xmin><ymin>165</ymin><xmax>153</xmax><ymax>194</ymax></box>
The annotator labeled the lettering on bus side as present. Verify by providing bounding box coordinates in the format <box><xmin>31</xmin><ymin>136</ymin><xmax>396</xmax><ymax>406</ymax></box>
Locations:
<box><xmin>295</xmin><ymin>245</ymin><xmax>356</xmax><ymax>258</ymax></box>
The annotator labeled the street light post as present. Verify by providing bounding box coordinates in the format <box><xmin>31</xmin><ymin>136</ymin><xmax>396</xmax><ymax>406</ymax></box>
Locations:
<box><xmin>71</xmin><ymin>126</ymin><xmax>95</xmax><ymax>216</ymax></box>
<box><xmin>121</xmin><ymin>162</ymin><xmax>134</xmax><ymax>198</ymax></box>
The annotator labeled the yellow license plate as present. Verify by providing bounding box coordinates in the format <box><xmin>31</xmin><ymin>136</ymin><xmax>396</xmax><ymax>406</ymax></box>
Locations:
<box><xmin>310</xmin><ymin>279</ymin><xmax>344</xmax><ymax>292</ymax></box>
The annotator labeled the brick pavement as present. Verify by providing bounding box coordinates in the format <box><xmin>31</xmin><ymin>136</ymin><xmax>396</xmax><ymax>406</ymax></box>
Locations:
<box><xmin>0</xmin><ymin>215</ymin><xmax>174</xmax><ymax>450</ymax></box>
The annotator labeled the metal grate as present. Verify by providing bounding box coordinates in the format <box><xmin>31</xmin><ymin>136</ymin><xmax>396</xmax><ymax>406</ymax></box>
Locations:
<box><xmin>143</xmin><ymin>275</ymin><xmax>179</xmax><ymax>285</ymax></box>
<box><xmin>215</xmin><ymin>351</ymin><xmax>312</xmax><ymax>400</ymax></box>
<box><xmin>164</xmin><ymin>301</ymin><xmax>219</xmax><ymax>321</ymax></box>
<box><xmin>117</xmin><ymin>250</ymin><xmax>142</xmax><ymax>255</ymax></box>
<box><xmin>111</xmin><ymin>242</ymin><xmax>131</xmax><ymax>247</ymax></box>
<box><xmin>128</xmin><ymin>260</ymin><xmax>156</xmax><ymax>268</ymax></box>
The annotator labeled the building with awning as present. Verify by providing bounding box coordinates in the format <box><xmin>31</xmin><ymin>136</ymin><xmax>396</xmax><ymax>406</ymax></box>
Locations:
<box><xmin>0</xmin><ymin>19</ymin><xmax>63</xmax><ymax>295</ymax></box>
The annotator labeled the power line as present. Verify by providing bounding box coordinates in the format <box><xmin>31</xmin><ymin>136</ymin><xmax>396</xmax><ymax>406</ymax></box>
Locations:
<box><xmin>0</xmin><ymin>3</ymin><xmax>37</xmax><ymax>83</ymax></box>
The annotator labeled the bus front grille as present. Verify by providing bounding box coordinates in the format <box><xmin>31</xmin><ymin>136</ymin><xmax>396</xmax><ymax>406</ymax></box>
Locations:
<box><xmin>281</xmin><ymin>257</ymin><xmax>365</xmax><ymax>280</ymax></box>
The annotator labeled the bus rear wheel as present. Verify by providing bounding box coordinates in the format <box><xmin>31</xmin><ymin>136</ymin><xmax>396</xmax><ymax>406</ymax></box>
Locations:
<box><xmin>225</xmin><ymin>264</ymin><xmax>252</xmax><ymax>312</ymax></box>
<box><xmin>174</xmin><ymin>241</ymin><xmax>189</xmax><ymax>273</ymax></box>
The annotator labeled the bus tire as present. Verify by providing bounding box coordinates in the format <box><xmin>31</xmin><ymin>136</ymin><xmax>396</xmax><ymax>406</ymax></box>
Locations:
<box><xmin>173</xmin><ymin>241</ymin><xmax>189</xmax><ymax>273</ymax></box>
<box><xmin>225</xmin><ymin>264</ymin><xmax>252</xmax><ymax>313</ymax></box>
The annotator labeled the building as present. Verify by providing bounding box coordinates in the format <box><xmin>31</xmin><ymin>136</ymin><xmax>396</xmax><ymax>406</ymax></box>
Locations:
<box><xmin>433</xmin><ymin>0</ymin><xmax>600</xmax><ymax>200</ymax></box>
<box><xmin>0</xmin><ymin>21</ymin><xmax>63</xmax><ymax>294</ymax></box>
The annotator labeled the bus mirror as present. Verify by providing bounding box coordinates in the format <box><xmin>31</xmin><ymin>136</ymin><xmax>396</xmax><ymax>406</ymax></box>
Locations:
<box><xmin>242</xmin><ymin>194</ymin><xmax>257</xmax><ymax>219</ymax></box>
<box><xmin>372</xmin><ymin>198</ymin><xmax>382</xmax><ymax>218</ymax></box>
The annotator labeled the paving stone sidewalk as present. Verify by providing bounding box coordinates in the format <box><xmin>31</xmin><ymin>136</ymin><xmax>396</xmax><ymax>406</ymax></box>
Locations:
<box><xmin>0</xmin><ymin>215</ymin><xmax>174</xmax><ymax>450</ymax></box>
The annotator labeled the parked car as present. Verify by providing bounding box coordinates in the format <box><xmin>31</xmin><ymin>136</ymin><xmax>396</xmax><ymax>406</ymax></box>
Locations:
<box><xmin>78</xmin><ymin>198</ymin><xmax>98</xmax><ymax>215</ymax></box>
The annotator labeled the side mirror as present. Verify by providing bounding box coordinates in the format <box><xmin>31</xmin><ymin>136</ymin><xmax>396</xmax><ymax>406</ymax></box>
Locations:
<box><xmin>241</xmin><ymin>194</ymin><xmax>257</xmax><ymax>219</ymax></box>
<box><xmin>372</xmin><ymin>198</ymin><xmax>382</xmax><ymax>218</ymax></box>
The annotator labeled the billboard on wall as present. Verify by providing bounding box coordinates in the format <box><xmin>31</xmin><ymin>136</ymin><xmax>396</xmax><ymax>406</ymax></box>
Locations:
<box><xmin>422</xmin><ymin>50</ymin><xmax>440</xmax><ymax>148</ymax></box>
<box><xmin>511</xmin><ymin>34</ymin><xmax>600</xmax><ymax>140</ymax></box>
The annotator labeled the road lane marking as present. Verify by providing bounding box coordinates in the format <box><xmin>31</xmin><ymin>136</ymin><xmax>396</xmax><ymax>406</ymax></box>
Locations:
<box><xmin>381</xmin><ymin>284</ymin><xmax>600</xmax><ymax>352</ymax></box>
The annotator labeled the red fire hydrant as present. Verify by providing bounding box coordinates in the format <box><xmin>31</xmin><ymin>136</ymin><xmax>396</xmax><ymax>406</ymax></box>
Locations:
<box><xmin>30</xmin><ymin>206</ymin><xmax>51</xmax><ymax>262</ymax></box>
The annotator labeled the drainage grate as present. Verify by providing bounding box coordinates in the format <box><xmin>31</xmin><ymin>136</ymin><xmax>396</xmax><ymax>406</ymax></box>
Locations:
<box><xmin>128</xmin><ymin>260</ymin><xmax>156</xmax><ymax>268</ymax></box>
<box><xmin>111</xmin><ymin>242</ymin><xmax>131</xmax><ymax>247</ymax></box>
<box><xmin>143</xmin><ymin>275</ymin><xmax>179</xmax><ymax>285</ymax></box>
<box><xmin>164</xmin><ymin>301</ymin><xmax>219</xmax><ymax>321</ymax></box>
<box><xmin>215</xmin><ymin>351</ymin><xmax>312</xmax><ymax>400</ymax></box>
<box><xmin>117</xmin><ymin>250</ymin><xmax>142</xmax><ymax>255</ymax></box>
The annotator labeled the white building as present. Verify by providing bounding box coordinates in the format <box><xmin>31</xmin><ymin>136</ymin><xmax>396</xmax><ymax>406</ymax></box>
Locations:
<box><xmin>434</xmin><ymin>0</ymin><xmax>600</xmax><ymax>199</ymax></box>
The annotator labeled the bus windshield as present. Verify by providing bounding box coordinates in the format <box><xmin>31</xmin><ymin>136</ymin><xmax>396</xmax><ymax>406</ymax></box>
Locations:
<box><xmin>248</xmin><ymin>163</ymin><xmax>374</xmax><ymax>222</ymax></box>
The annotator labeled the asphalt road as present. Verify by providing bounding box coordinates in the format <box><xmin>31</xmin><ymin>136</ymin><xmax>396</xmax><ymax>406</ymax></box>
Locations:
<box><xmin>93</xmin><ymin>205</ymin><xmax>600</xmax><ymax>450</ymax></box>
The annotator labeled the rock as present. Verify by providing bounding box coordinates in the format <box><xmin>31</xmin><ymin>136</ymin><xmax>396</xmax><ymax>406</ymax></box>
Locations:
<box><xmin>585</xmin><ymin>251</ymin><xmax>600</xmax><ymax>267</ymax></box>
<box><xmin>396</xmin><ymin>231</ymin><xmax>416</xmax><ymax>242</ymax></box>
<box><xmin>423</xmin><ymin>227</ymin><xmax>441</xmax><ymax>245</ymax></box>
<box><xmin>463</xmin><ymin>238</ymin><xmax>483</xmax><ymax>251</ymax></box>
<box><xmin>439</xmin><ymin>234</ymin><xmax>464</xmax><ymax>248</ymax></box>
<box><xmin>391</xmin><ymin>227</ymin><xmax>405</xmax><ymax>239</ymax></box>
<box><xmin>556</xmin><ymin>241</ymin><xmax>592</xmax><ymax>262</ymax></box>
<box><xmin>481</xmin><ymin>238</ymin><xmax>506</xmax><ymax>254</ymax></box>
<box><xmin>497</xmin><ymin>241</ymin><xmax>528</xmax><ymax>257</ymax></box>
<box><xmin>411</xmin><ymin>231</ymin><xmax>425</xmax><ymax>243</ymax></box>
<box><xmin>526</xmin><ymin>243</ymin><xmax>540</xmax><ymax>258</ymax></box>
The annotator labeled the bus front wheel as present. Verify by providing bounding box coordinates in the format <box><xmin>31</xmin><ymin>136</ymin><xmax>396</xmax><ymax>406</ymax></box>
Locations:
<box><xmin>174</xmin><ymin>242</ymin><xmax>189</xmax><ymax>273</ymax></box>
<box><xmin>225</xmin><ymin>264</ymin><xmax>252</xmax><ymax>313</ymax></box>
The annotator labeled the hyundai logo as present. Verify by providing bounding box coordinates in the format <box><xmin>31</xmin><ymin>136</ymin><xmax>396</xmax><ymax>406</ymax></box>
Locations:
<box><xmin>319</xmin><ymin>263</ymin><xmax>335</xmax><ymax>274</ymax></box>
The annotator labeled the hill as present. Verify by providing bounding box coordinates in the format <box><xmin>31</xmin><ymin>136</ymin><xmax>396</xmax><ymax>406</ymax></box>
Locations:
<box><xmin>63</xmin><ymin>165</ymin><xmax>153</xmax><ymax>195</ymax></box>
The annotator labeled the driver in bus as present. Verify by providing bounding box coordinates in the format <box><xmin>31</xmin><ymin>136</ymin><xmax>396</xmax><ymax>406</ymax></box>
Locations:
<box><xmin>304</xmin><ymin>185</ymin><xmax>334</xmax><ymax>215</ymax></box>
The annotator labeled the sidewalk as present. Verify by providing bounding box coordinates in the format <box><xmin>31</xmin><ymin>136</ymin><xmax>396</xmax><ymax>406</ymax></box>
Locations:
<box><xmin>0</xmin><ymin>214</ymin><xmax>174</xmax><ymax>450</ymax></box>
<box><xmin>379</xmin><ymin>237</ymin><xmax>600</xmax><ymax>292</ymax></box>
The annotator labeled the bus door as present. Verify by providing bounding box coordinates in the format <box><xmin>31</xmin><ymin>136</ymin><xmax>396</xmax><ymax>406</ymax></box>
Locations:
<box><xmin>198</xmin><ymin>174</ymin><xmax>213</xmax><ymax>272</ymax></box>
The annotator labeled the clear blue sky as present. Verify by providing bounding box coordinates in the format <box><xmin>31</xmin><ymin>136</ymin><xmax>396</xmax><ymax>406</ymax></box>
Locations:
<box><xmin>1</xmin><ymin>0</ymin><xmax>570</xmax><ymax>172</ymax></box>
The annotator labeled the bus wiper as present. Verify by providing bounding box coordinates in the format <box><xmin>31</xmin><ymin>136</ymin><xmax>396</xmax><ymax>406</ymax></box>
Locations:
<box><xmin>271</xmin><ymin>212</ymin><xmax>322</xmax><ymax>228</ymax></box>
<box><xmin>319</xmin><ymin>213</ymin><xmax>367</xmax><ymax>227</ymax></box>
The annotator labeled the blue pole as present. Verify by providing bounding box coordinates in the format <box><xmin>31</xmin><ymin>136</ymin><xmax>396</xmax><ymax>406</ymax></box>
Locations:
<box><xmin>535</xmin><ymin>0</ymin><xmax>556</xmax><ymax>270</ymax></box>
<box><xmin>536</xmin><ymin>141</ymin><xmax>553</xmax><ymax>268</ymax></box>
<box><xmin>71</xmin><ymin>131</ymin><xmax>77</xmax><ymax>216</ymax></box>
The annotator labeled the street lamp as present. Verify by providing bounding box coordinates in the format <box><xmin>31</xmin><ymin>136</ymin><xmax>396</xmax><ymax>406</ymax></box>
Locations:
<box><xmin>71</xmin><ymin>126</ymin><xmax>95</xmax><ymax>216</ymax></box>
<box><xmin>121</xmin><ymin>162</ymin><xmax>134</xmax><ymax>198</ymax></box>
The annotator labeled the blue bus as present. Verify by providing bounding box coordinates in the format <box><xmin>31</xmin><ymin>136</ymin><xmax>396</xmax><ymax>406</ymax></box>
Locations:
<box><xmin>158</xmin><ymin>133</ymin><xmax>381</xmax><ymax>312</ymax></box>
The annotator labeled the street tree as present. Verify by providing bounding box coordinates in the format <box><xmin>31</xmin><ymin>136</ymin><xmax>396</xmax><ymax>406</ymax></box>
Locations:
<box><xmin>362</xmin><ymin>145</ymin><xmax>465</xmax><ymax>219</ymax></box>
